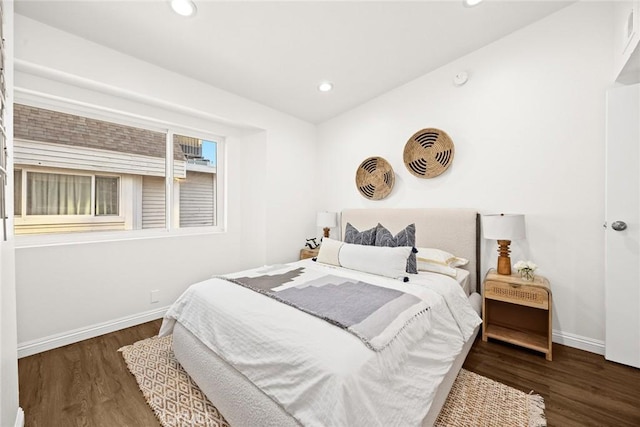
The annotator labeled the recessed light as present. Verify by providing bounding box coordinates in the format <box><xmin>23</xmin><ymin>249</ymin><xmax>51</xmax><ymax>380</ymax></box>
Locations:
<box><xmin>318</xmin><ymin>82</ymin><xmax>334</xmax><ymax>92</ymax></box>
<box><xmin>463</xmin><ymin>0</ymin><xmax>483</xmax><ymax>7</ymax></box>
<box><xmin>171</xmin><ymin>0</ymin><xmax>197</xmax><ymax>17</ymax></box>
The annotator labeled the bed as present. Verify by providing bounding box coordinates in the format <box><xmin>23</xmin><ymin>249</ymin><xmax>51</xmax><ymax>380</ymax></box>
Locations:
<box><xmin>159</xmin><ymin>208</ymin><xmax>482</xmax><ymax>426</ymax></box>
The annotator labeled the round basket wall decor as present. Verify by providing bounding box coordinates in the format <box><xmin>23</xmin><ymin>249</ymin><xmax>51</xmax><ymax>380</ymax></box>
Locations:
<box><xmin>403</xmin><ymin>128</ymin><xmax>455</xmax><ymax>178</ymax></box>
<box><xmin>355</xmin><ymin>156</ymin><xmax>395</xmax><ymax>200</ymax></box>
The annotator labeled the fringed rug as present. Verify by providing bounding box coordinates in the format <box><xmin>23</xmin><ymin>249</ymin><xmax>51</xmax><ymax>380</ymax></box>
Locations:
<box><xmin>435</xmin><ymin>369</ymin><xmax>546</xmax><ymax>427</ymax></box>
<box><xmin>120</xmin><ymin>335</ymin><xmax>546</xmax><ymax>427</ymax></box>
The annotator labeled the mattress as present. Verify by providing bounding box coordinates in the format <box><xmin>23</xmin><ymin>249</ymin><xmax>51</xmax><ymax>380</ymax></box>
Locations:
<box><xmin>160</xmin><ymin>260</ymin><xmax>482</xmax><ymax>426</ymax></box>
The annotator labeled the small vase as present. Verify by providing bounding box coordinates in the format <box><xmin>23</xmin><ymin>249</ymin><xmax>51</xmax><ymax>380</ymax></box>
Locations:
<box><xmin>520</xmin><ymin>269</ymin><xmax>535</xmax><ymax>281</ymax></box>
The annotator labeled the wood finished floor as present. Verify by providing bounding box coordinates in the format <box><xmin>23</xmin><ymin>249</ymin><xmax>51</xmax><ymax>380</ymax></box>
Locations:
<box><xmin>18</xmin><ymin>320</ymin><xmax>640</xmax><ymax>427</ymax></box>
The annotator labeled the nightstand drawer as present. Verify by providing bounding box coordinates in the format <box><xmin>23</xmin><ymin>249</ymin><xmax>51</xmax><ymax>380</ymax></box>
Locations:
<box><xmin>485</xmin><ymin>280</ymin><xmax>549</xmax><ymax>309</ymax></box>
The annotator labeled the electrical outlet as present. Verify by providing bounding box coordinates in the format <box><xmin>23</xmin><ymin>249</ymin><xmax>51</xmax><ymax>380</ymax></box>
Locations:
<box><xmin>150</xmin><ymin>290</ymin><xmax>160</xmax><ymax>304</ymax></box>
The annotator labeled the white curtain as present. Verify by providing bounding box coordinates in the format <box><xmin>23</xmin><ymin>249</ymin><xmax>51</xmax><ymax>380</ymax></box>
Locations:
<box><xmin>14</xmin><ymin>169</ymin><xmax>22</xmax><ymax>215</ymax></box>
<box><xmin>95</xmin><ymin>176</ymin><xmax>118</xmax><ymax>216</ymax></box>
<box><xmin>26</xmin><ymin>172</ymin><xmax>91</xmax><ymax>215</ymax></box>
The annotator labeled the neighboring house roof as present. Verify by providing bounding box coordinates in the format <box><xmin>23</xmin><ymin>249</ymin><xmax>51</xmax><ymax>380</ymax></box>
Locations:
<box><xmin>14</xmin><ymin>104</ymin><xmax>186</xmax><ymax>161</ymax></box>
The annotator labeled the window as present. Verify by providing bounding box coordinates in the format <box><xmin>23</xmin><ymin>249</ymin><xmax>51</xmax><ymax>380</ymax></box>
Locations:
<box><xmin>175</xmin><ymin>135</ymin><xmax>217</xmax><ymax>228</ymax></box>
<box><xmin>14</xmin><ymin>169</ymin><xmax>21</xmax><ymax>216</ymax></box>
<box><xmin>26</xmin><ymin>171</ymin><xmax>92</xmax><ymax>215</ymax></box>
<box><xmin>15</xmin><ymin>170</ymin><xmax>120</xmax><ymax>217</ymax></box>
<box><xmin>13</xmin><ymin>104</ymin><xmax>224</xmax><ymax>236</ymax></box>
<box><xmin>95</xmin><ymin>176</ymin><xmax>119</xmax><ymax>216</ymax></box>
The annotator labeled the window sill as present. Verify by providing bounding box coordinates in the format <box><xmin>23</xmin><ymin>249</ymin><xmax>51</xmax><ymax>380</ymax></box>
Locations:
<box><xmin>14</xmin><ymin>226</ymin><xmax>226</xmax><ymax>249</ymax></box>
<box><xmin>15</xmin><ymin>216</ymin><xmax>125</xmax><ymax>224</ymax></box>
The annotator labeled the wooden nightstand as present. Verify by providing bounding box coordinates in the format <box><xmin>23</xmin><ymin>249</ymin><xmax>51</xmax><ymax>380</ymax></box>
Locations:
<box><xmin>482</xmin><ymin>268</ymin><xmax>553</xmax><ymax>361</ymax></box>
<box><xmin>299</xmin><ymin>247</ymin><xmax>319</xmax><ymax>260</ymax></box>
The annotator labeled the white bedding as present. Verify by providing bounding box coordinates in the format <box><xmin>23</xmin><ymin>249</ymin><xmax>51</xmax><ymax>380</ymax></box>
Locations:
<box><xmin>160</xmin><ymin>259</ymin><xmax>482</xmax><ymax>427</ymax></box>
<box><xmin>455</xmin><ymin>268</ymin><xmax>471</xmax><ymax>295</ymax></box>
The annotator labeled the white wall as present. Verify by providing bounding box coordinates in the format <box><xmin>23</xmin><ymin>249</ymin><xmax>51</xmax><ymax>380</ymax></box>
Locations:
<box><xmin>14</xmin><ymin>15</ymin><xmax>318</xmax><ymax>350</ymax></box>
<box><xmin>613</xmin><ymin>0</ymin><xmax>640</xmax><ymax>82</ymax></box>
<box><xmin>317</xmin><ymin>1</ymin><xmax>614</xmax><ymax>350</ymax></box>
<box><xmin>11</xmin><ymin>1</ymin><xmax>619</xmax><ymax>358</ymax></box>
<box><xmin>1</xmin><ymin>242</ymin><xmax>19</xmax><ymax>427</ymax></box>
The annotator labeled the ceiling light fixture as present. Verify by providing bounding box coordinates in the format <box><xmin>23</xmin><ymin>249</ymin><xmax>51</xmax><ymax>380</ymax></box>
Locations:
<box><xmin>171</xmin><ymin>0</ymin><xmax>197</xmax><ymax>17</ymax></box>
<box><xmin>463</xmin><ymin>0</ymin><xmax>484</xmax><ymax>7</ymax></box>
<box><xmin>318</xmin><ymin>82</ymin><xmax>334</xmax><ymax>92</ymax></box>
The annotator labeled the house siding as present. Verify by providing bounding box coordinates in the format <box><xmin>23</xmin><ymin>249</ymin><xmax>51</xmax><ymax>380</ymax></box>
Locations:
<box><xmin>14</xmin><ymin>104</ymin><xmax>186</xmax><ymax>161</ymax></box>
<box><xmin>179</xmin><ymin>171</ymin><xmax>215</xmax><ymax>227</ymax></box>
<box><xmin>141</xmin><ymin>176</ymin><xmax>166</xmax><ymax>229</ymax></box>
<box><xmin>14</xmin><ymin>139</ymin><xmax>186</xmax><ymax>178</ymax></box>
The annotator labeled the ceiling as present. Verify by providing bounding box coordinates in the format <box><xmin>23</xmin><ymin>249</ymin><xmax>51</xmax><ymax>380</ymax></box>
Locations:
<box><xmin>15</xmin><ymin>0</ymin><xmax>573</xmax><ymax>124</ymax></box>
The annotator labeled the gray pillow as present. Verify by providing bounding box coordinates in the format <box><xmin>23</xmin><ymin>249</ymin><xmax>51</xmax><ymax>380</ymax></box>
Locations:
<box><xmin>375</xmin><ymin>223</ymin><xmax>418</xmax><ymax>274</ymax></box>
<box><xmin>344</xmin><ymin>222</ymin><xmax>377</xmax><ymax>246</ymax></box>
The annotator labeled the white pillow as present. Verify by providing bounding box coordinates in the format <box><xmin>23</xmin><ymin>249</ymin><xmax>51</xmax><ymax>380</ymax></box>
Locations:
<box><xmin>416</xmin><ymin>247</ymin><xmax>468</xmax><ymax>267</ymax></box>
<box><xmin>315</xmin><ymin>238</ymin><xmax>343</xmax><ymax>266</ymax></box>
<box><xmin>417</xmin><ymin>262</ymin><xmax>457</xmax><ymax>277</ymax></box>
<box><xmin>340</xmin><ymin>243</ymin><xmax>411</xmax><ymax>280</ymax></box>
<box><xmin>316</xmin><ymin>239</ymin><xmax>411</xmax><ymax>280</ymax></box>
<box><xmin>416</xmin><ymin>247</ymin><xmax>469</xmax><ymax>277</ymax></box>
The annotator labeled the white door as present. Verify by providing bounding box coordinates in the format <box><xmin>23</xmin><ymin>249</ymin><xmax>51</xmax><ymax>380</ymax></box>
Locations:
<box><xmin>605</xmin><ymin>83</ymin><xmax>640</xmax><ymax>368</ymax></box>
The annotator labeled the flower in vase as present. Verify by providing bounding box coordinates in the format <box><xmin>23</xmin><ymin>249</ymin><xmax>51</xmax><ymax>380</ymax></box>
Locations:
<box><xmin>514</xmin><ymin>260</ymin><xmax>537</xmax><ymax>280</ymax></box>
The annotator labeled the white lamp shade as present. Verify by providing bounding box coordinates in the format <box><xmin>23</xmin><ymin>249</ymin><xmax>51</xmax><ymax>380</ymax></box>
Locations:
<box><xmin>482</xmin><ymin>214</ymin><xmax>525</xmax><ymax>241</ymax></box>
<box><xmin>316</xmin><ymin>212</ymin><xmax>338</xmax><ymax>228</ymax></box>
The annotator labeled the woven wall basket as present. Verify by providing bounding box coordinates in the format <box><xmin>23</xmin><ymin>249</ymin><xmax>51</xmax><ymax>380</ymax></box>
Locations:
<box><xmin>355</xmin><ymin>156</ymin><xmax>395</xmax><ymax>200</ymax></box>
<box><xmin>403</xmin><ymin>128</ymin><xmax>455</xmax><ymax>178</ymax></box>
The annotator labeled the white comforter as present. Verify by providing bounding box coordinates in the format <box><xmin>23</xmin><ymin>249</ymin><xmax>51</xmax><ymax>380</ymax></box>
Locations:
<box><xmin>160</xmin><ymin>260</ymin><xmax>482</xmax><ymax>427</ymax></box>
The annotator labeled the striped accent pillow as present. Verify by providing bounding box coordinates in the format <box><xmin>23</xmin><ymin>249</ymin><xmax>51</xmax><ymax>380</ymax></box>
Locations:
<box><xmin>344</xmin><ymin>222</ymin><xmax>378</xmax><ymax>246</ymax></box>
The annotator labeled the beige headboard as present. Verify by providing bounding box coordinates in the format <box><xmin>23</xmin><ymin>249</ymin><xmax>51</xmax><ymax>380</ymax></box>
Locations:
<box><xmin>341</xmin><ymin>208</ymin><xmax>480</xmax><ymax>293</ymax></box>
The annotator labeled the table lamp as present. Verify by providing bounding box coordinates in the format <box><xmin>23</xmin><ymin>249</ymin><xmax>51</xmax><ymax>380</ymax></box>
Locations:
<box><xmin>316</xmin><ymin>212</ymin><xmax>337</xmax><ymax>239</ymax></box>
<box><xmin>482</xmin><ymin>214</ymin><xmax>525</xmax><ymax>275</ymax></box>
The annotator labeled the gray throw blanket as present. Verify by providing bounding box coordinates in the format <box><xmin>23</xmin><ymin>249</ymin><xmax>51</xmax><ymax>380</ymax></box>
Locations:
<box><xmin>222</xmin><ymin>265</ymin><xmax>430</xmax><ymax>352</ymax></box>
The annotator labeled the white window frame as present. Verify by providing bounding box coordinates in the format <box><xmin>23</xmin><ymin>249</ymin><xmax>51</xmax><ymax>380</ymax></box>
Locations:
<box><xmin>13</xmin><ymin>95</ymin><xmax>227</xmax><ymax>247</ymax></box>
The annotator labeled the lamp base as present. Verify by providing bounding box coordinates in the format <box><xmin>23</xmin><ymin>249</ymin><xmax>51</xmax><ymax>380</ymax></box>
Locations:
<box><xmin>497</xmin><ymin>256</ymin><xmax>512</xmax><ymax>275</ymax></box>
<box><xmin>323</xmin><ymin>227</ymin><xmax>330</xmax><ymax>239</ymax></box>
<box><xmin>496</xmin><ymin>240</ymin><xmax>512</xmax><ymax>275</ymax></box>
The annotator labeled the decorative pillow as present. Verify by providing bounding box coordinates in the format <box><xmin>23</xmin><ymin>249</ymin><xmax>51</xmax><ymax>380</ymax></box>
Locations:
<box><xmin>375</xmin><ymin>223</ymin><xmax>417</xmax><ymax>274</ymax></box>
<box><xmin>316</xmin><ymin>238</ymin><xmax>343</xmax><ymax>266</ymax></box>
<box><xmin>344</xmin><ymin>222</ymin><xmax>377</xmax><ymax>246</ymax></box>
<box><xmin>339</xmin><ymin>243</ymin><xmax>411</xmax><ymax>281</ymax></box>
<box><xmin>315</xmin><ymin>239</ymin><xmax>410</xmax><ymax>281</ymax></box>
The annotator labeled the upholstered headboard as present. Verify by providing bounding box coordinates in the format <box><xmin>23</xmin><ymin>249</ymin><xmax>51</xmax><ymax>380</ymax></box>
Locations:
<box><xmin>341</xmin><ymin>208</ymin><xmax>480</xmax><ymax>293</ymax></box>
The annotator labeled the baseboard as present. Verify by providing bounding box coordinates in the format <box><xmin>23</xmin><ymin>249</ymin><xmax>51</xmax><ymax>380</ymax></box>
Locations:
<box><xmin>15</xmin><ymin>407</ymin><xmax>24</xmax><ymax>427</ymax></box>
<box><xmin>17</xmin><ymin>306</ymin><xmax>169</xmax><ymax>358</ymax></box>
<box><xmin>552</xmin><ymin>329</ymin><xmax>605</xmax><ymax>355</ymax></box>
